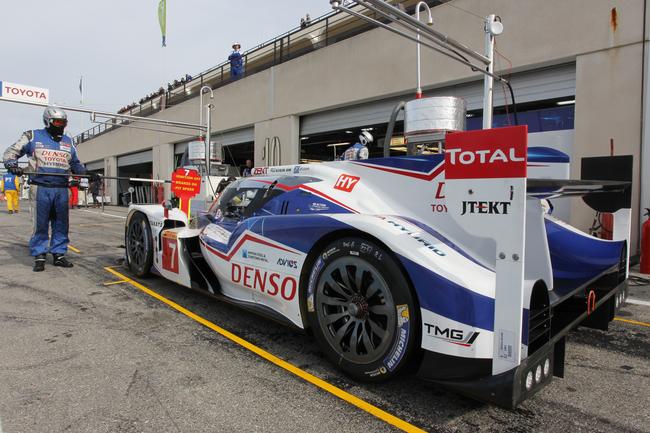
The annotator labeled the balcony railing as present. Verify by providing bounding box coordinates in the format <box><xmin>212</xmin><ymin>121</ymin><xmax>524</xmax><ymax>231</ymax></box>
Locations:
<box><xmin>75</xmin><ymin>0</ymin><xmax>442</xmax><ymax>145</ymax></box>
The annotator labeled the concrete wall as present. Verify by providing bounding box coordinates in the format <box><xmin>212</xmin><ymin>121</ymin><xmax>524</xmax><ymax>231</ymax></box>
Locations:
<box><xmin>76</xmin><ymin>0</ymin><xmax>648</xmax><ymax>250</ymax></box>
<box><xmin>572</xmin><ymin>42</ymin><xmax>644</xmax><ymax>248</ymax></box>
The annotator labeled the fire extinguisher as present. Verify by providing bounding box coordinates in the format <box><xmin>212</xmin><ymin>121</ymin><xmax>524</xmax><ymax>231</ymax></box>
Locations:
<box><xmin>600</xmin><ymin>213</ymin><xmax>614</xmax><ymax>240</ymax></box>
<box><xmin>641</xmin><ymin>209</ymin><xmax>650</xmax><ymax>274</ymax></box>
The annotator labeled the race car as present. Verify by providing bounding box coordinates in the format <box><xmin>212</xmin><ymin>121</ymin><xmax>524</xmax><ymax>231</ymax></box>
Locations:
<box><xmin>124</xmin><ymin>125</ymin><xmax>630</xmax><ymax>407</ymax></box>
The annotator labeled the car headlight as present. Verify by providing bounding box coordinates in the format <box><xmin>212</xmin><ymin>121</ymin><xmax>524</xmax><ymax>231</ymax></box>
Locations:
<box><xmin>525</xmin><ymin>371</ymin><xmax>534</xmax><ymax>390</ymax></box>
<box><xmin>535</xmin><ymin>365</ymin><xmax>543</xmax><ymax>383</ymax></box>
<box><xmin>543</xmin><ymin>358</ymin><xmax>551</xmax><ymax>377</ymax></box>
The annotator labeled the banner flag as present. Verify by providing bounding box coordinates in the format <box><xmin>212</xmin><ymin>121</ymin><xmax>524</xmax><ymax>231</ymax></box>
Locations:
<box><xmin>79</xmin><ymin>75</ymin><xmax>83</xmax><ymax>104</ymax></box>
<box><xmin>158</xmin><ymin>0</ymin><xmax>167</xmax><ymax>47</ymax></box>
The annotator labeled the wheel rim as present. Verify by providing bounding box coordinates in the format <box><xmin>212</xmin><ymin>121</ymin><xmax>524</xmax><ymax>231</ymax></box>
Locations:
<box><xmin>316</xmin><ymin>257</ymin><xmax>396</xmax><ymax>364</ymax></box>
<box><xmin>127</xmin><ymin>220</ymin><xmax>147</xmax><ymax>268</ymax></box>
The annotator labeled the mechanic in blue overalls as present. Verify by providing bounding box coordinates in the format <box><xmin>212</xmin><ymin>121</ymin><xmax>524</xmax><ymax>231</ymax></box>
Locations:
<box><xmin>228</xmin><ymin>42</ymin><xmax>244</xmax><ymax>80</ymax></box>
<box><xmin>3</xmin><ymin>107</ymin><xmax>99</xmax><ymax>272</ymax></box>
<box><xmin>342</xmin><ymin>131</ymin><xmax>372</xmax><ymax>160</ymax></box>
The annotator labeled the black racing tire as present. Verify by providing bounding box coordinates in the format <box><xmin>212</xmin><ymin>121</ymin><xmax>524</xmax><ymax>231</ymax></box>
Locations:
<box><xmin>306</xmin><ymin>237</ymin><xmax>418</xmax><ymax>382</ymax></box>
<box><xmin>126</xmin><ymin>212</ymin><xmax>154</xmax><ymax>277</ymax></box>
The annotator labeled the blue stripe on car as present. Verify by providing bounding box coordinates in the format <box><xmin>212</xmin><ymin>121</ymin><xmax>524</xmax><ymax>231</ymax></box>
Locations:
<box><xmin>544</xmin><ymin>217</ymin><xmax>624</xmax><ymax>280</ymax></box>
<box><xmin>397</xmin><ymin>254</ymin><xmax>496</xmax><ymax>331</ymax></box>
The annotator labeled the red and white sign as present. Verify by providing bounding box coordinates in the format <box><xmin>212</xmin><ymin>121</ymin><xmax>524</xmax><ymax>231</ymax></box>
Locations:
<box><xmin>171</xmin><ymin>168</ymin><xmax>202</xmax><ymax>216</ymax></box>
<box><xmin>333</xmin><ymin>174</ymin><xmax>360</xmax><ymax>192</ymax></box>
<box><xmin>445</xmin><ymin>126</ymin><xmax>528</xmax><ymax>180</ymax></box>
<box><xmin>0</xmin><ymin>81</ymin><xmax>49</xmax><ymax>104</ymax></box>
<box><xmin>171</xmin><ymin>168</ymin><xmax>202</xmax><ymax>197</ymax></box>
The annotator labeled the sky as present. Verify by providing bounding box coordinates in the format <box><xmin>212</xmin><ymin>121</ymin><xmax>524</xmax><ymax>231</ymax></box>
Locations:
<box><xmin>0</xmin><ymin>0</ymin><xmax>333</xmax><ymax>154</ymax></box>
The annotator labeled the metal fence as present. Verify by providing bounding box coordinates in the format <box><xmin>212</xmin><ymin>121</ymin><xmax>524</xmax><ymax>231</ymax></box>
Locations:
<box><xmin>75</xmin><ymin>0</ymin><xmax>441</xmax><ymax>145</ymax></box>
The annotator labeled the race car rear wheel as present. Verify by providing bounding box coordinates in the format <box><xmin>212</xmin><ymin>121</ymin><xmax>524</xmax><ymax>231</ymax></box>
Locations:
<box><xmin>126</xmin><ymin>212</ymin><xmax>153</xmax><ymax>277</ymax></box>
<box><xmin>306</xmin><ymin>237</ymin><xmax>418</xmax><ymax>382</ymax></box>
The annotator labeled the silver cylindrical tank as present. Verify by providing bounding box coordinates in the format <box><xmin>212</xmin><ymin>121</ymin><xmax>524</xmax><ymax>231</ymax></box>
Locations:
<box><xmin>404</xmin><ymin>97</ymin><xmax>466</xmax><ymax>139</ymax></box>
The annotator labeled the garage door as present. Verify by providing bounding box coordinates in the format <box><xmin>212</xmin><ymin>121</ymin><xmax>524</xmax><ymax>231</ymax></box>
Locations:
<box><xmin>117</xmin><ymin>150</ymin><xmax>153</xmax><ymax>167</ymax></box>
<box><xmin>84</xmin><ymin>160</ymin><xmax>104</xmax><ymax>171</ymax></box>
<box><xmin>300</xmin><ymin>63</ymin><xmax>576</xmax><ymax>135</ymax></box>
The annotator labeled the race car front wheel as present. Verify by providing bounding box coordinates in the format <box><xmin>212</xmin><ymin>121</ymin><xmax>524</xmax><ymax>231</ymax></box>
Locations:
<box><xmin>126</xmin><ymin>212</ymin><xmax>153</xmax><ymax>277</ymax></box>
<box><xmin>306</xmin><ymin>237</ymin><xmax>418</xmax><ymax>382</ymax></box>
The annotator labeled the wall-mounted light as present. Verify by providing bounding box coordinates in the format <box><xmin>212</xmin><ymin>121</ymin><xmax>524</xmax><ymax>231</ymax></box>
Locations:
<box><xmin>557</xmin><ymin>99</ymin><xmax>575</xmax><ymax>106</ymax></box>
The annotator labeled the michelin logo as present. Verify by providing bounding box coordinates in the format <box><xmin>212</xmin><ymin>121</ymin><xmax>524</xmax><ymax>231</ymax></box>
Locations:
<box><xmin>384</xmin><ymin>305</ymin><xmax>410</xmax><ymax>371</ymax></box>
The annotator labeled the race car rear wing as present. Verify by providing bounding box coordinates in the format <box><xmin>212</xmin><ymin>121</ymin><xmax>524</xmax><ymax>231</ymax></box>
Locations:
<box><xmin>443</xmin><ymin>126</ymin><xmax>632</xmax><ymax>380</ymax></box>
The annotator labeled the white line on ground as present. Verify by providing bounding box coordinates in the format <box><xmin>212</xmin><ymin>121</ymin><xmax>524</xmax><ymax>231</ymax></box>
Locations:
<box><xmin>80</xmin><ymin>209</ymin><xmax>126</xmax><ymax>219</ymax></box>
<box><xmin>626</xmin><ymin>298</ymin><xmax>650</xmax><ymax>307</ymax></box>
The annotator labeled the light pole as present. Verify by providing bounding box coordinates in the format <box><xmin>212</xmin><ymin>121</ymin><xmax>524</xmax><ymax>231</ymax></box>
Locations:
<box><xmin>415</xmin><ymin>1</ymin><xmax>433</xmax><ymax>99</ymax></box>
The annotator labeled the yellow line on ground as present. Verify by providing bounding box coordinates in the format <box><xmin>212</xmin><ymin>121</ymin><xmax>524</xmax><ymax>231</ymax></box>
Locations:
<box><xmin>614</xmin><ymin>317</ymin><xmax>650</xmax><ymax>328</ymax></box>
<box><xmin>104</xmin><ymin>267</ymin><xmax>426</xmax><ymax>433</ymax></box>
<box><xmin>103</xmin><ymin>280</ymin><xmax>128</xmax><ymax>286</ymax></box>
<box><xmin>68</xmin><ymin>245</ymin><xmax>81</xmax><ymax>254</ymax></box>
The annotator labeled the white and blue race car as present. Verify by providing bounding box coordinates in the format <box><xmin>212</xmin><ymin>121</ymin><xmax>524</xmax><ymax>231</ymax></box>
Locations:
<box><xmin>125</xmin><ymin>126</ymin><xmax>630</xmax><ymax>407</ymax></box>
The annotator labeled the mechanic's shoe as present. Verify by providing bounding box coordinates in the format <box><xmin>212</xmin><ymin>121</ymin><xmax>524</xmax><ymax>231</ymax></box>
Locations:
<box><xmin>52</xmin><ymin>254</ymin><xmax>74</xmax><ymax>268</ymax></box>
<box><xmin>33</xmin><ymin>255</ymin><xmax>46</xmax><ymax>272</ymax></box>
<box><xmin>8</xmin><ymin>210</ymin><xmax>13</xmax><ymax>214</ymax></box>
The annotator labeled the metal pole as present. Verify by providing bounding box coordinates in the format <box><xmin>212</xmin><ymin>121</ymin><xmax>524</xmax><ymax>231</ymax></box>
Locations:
<box><xmin>199</xmin><ymin>86</ymin><xmax>214</xmax><ymax>136</ymax></box>
<box><xmin>415</xmin><ymin>2</ymin><xmax>433</xmax><ymax>99</ymax></box>
<box><xmin>0</xmin><ymin>98</ymin><xmax>205</xmax><ymax>131</ymax></box>
<box><xmin>331</xmin><ymin>3</ymin><xmax>508</xmax><ymax>84</ymax></box>
<box><xmin>359</xmin><ymin>0</ymin><xmax>491</xmax><ymax>64</ymax></box>
<box><xmin>482</xmin><ymin>15</ymin><xmax>497</xmax><ymax>130</ymax></box>
<box><xmin>205</xmin><ymin>104</ymin><xmax>212</xmax><ymax>177</ymax></box>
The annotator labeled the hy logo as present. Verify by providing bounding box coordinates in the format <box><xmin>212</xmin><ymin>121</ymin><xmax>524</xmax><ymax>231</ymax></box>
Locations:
<box><xmin>334</xmin><ymin>174</ymin><xmax>360</xmax><ymax>192</ymax></box>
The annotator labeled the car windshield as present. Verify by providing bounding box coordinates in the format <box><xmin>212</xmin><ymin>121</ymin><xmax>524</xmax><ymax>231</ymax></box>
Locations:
<box><xmin>214</xmin><ymin>178</ymin><xmax>282</xmax><ymax>220</ymax></box>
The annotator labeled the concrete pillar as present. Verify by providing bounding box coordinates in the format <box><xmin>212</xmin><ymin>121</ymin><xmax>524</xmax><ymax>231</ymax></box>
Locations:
<box><xmin>572</xmin><ymin>43</ymin><xmax>644</xmax><ymax>252</ymax></box>
<box><xmin>254</xmin><ymin>115</ymin><xmax>300</xmax><ymax>166</ymax></box>
<box><xmin>153</xmin><ymin>143</ymin><xmax>175</xmax><ymax>200</ymax></box>
<box><xmin>103</xmin><ymin>156</ymin><xmax>118</xmax><ymax>205</ymax></box>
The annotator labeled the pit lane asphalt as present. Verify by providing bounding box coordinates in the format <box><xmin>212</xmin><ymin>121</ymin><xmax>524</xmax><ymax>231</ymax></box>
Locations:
<box><xmin>0</xmin><ymin>206</ymin><xmax>648</xmax><ymax>433</ymax></box>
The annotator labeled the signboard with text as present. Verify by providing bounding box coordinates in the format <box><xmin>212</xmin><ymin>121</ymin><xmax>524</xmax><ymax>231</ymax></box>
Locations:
<box><xmin>171</xmin><ymin>168</ymin><xmax>202</xmax><ymax>217</ymax></box>
<box><xmin>445</xmin><ymin>126</ymin><xmax>527</xmax><ymax>180</ymax></box>
<box><xmin>0</xmin><ymin>81</ymin><xmax>49</xmax><ymax>104</ymax></box>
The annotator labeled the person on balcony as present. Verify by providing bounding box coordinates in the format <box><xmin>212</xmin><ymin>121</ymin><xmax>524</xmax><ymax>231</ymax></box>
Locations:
<box><xmin>229</xmin><ymin>43</ymin><xmax>244</xmax><ymax>80</ymax></box>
